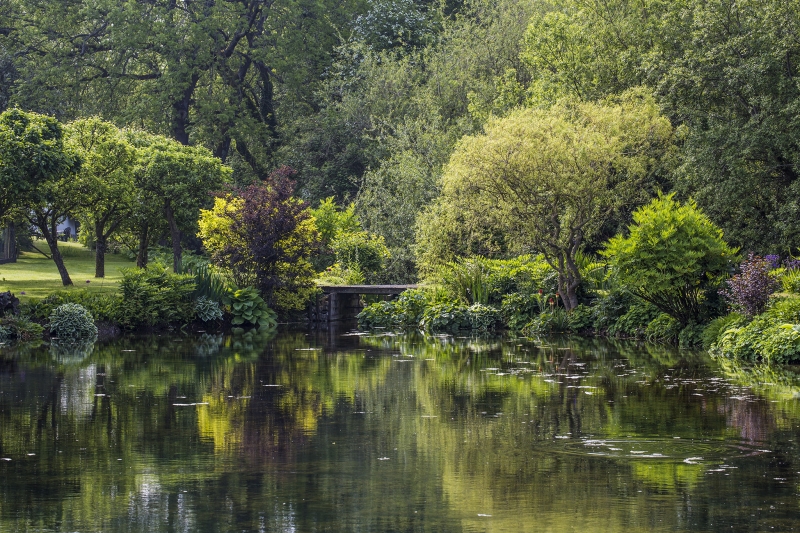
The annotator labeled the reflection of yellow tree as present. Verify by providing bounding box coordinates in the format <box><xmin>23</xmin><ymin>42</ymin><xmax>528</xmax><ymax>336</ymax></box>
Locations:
<box><xmin>196</xmin><ymin>359</ymin><xmax>256</xmax><ymax>454</ymax></box>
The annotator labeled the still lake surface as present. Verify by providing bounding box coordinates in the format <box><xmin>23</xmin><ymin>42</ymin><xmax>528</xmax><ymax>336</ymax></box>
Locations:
<box><xmin>1</xmin><ymin>328</ymin><xmax>799</xmax><ymax>532</ymax></box>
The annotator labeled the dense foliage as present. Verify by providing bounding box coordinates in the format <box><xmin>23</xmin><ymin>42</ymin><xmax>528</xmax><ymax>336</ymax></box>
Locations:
<box><xmin>116</xmin><ymin>266</ymin><xmax>197</xmax><ymax>328</ymax></box>
<box><xmin>198</xmin><ymin>167</ymin><xmax>320</xmax><ymax>313</ymax></box>
<box><xmin>421</xmin><ymin>90</ymin><xmax>673</xmax><ymax>309</ymax></box>
<box><xmin>4</xmin><ymin>0</ymin><xmax>800</xmax><ymax>363</ymax></box>
<box><xmin>604</xmin><ymin>195</ymin><xmax>736</xmax><ymax>326</ymax></box>
<box><xmin>720</xmin><ymin>254</ymin><xmax>780</xmax><ymax>318</ymax></box>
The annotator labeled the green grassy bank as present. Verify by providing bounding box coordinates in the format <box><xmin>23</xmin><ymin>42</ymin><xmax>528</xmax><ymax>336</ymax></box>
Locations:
<box><xmin>0</xmin><ymin>241</ymin><xmax>133</xmax><ymax>300</ymax></box>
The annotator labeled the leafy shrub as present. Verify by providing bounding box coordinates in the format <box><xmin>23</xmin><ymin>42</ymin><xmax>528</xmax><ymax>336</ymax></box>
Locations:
<box><xmin>223</xmin><ymin>287</ymin><xmax>278</xmax><ymax>329</ymax></box>
<box><xmin>766</xmin><ymin>297</ymin><xmax>800</xmax><ymax>322</ymax></box>
<box><xmin>646</xmin><ymin>313</ymin><xmax>680</xmax><ymax>344</ymax></box>
<box><xmin>49</xmin><ymin>303</ymin><xmax>98</xmax><ymax>338</ymax></box>
<box><xmin>567</xmin><ymin>304</ymin><xmax>594</xmax><ymax>332</ymax></box>
<box><xmin>781</xmin><ymin>268</ymin><xmax>800</xmax><ymax>294</ymax></box>
<box><xmin>678</xmin><ymin>322</ymin><xmax>705</xmax><ymax>349</ymax></box>
<box><xmin>713</xmin><ymin>298</ymin><xmax>800</xmax><ymax>363</ymax></box>
<box><xmin>439</xmin><ymin>257</ymin><xmax>491</xmax><ymax>305</ymax></box>
<box><xmin>333</xmin><ymin>231</ymin><xmax>390</xmax><ymax>278</ymax></box>
<box><xmin>317</xmin><ymin>263</ymin><xmax>366</xmax><ymax>285</ymax></box>
<box><xmin>197</xmin><ymin>170</ymin><xmax>321</xmax><ymax>314</ymax></box>
<box><xmin>501</xmin><ymin>292</ymin><xmax>539</xmax><ymax>331</ymax></box>
<box><xmin>720</xmin><ymin>254</ymin><xmax>779</xmax><ymax>317</ymax></box>
<box><xmin>467</xmin><ymin>303</ymin><xmax>501</xmax><ymax>331</ymax></box>
<box><xmin>358</xmin><ymin>289</ymin><xmax>429</xmax><ymax>330</ymax></box>
<box><xmin>486</xmin><ymin>255</ymin><xmax>554</xmax><ymax>295</ymax></box>
<box><xmin>117</xmin><ymin>265</ymin><xmax>196</xmax><ymax>328</ymax></box>
<box><xmin>185</xmin><ymin>262</ymin><xmax>230</xmax><ymax>302</ymax></box>
<box><xmin>0</xmin><ymin>315</ymin><xmax>44</xmax><ymax>342</ymax></box>
<box><xmin>419</xmin><ymin>303</ymin><xmax>471</xmax><ymax>332</ymax></box>
<box><xmin>522</xmin><ymin>308</ymin><xmax>570</xmax><ymax>335</ymax></box>
<box><xmin>607</xmin><ymin>301</ymin><xmax>661</xmax><ymax>338</ymax></box>
<box><xmin>195</xmin><ymin>296</ymin><xmax>224</xmax><ymax>322</ymax></box>
<box><xmin>702</xmin><ymin>313</ymin><xmax>746</xmax><ymax>350</ymax></box>
<box><xmin>603</xmin><ymin>194</ymin><xmax>736</xmax><ymax>325</ymax></box>
<box><xmin>430</xmin><ymin>255</ymin><xmax>556</xmax><ymax>307</ymax></box>
<box><xmin>358</xmin><ymin>300</ymin><xmax>398</xmax><ymax>329</ymax></box>
<box><xmin>589</xmin><ymin>290</ymin><xmax>635</xmax><ymax>333</ymax></box>
<box><xmin>27</xmin><ymin>290</ymin><xmax>121</xmax><ymax>323</ymax></box>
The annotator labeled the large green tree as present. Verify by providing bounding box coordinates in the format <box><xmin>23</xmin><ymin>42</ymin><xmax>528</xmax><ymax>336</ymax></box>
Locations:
<box><xmin>520</xmin><ymin>0</ymin><xmax>800</xmax><ymax>253</ymax></box>
<box><xmin>66</xmin><ymin>117</ymin><xmax>136</xmax><ymax>278</ymax></box>
<box><xmin>129</xmin><ymin>132</ymin><xmax>231</xmax><ymax>272</ymax></box>
<box><xmin>427</xmin><ymin>90</ymin><xmax>673</xmax><ymax>310</ymax></box>
<box><xmin>3</xmin><ymin>0</ymin><xmax>365</xmax><ymax>177</ymax></box>
<box><xmin>0</xmin><ymin>108</ymin><xmax>81</xmax><ymax>285</ymax></box>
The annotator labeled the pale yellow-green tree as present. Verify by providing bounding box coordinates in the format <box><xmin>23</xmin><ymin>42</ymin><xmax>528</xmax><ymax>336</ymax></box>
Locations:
<box><xmin>429</xmin><ymin>89</ymin><xmax>674</xmax><ymax>310</ymax></box>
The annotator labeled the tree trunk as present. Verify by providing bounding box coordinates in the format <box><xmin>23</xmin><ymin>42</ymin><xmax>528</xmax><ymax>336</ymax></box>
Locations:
<box><xmin>41</xmin><ymin>219</ymin><xmax>72</xmax><ymax>286</ymax></box>
<box><xmin>556</xmin><ymin>275</ymin><xmax>579</xmax><ymax>312</ymax></box>
<box><xmin>136</xmin><ymin>222</ymin><xmax>149</xmax><ymax>268</ymax></box>
<box><xmin>164</xmin><ymin>203</ymin><xmax>182</xmax><ymax>273</ymax></box>
<box><xmin>172</xmin><ymin>74</ymin><xmax>199</xmax><ymax>146</ymax></box>
<box><xmin>94</xmin><ymin>220</ymin><xmax>106</xmax><ymax>278</ymax></box>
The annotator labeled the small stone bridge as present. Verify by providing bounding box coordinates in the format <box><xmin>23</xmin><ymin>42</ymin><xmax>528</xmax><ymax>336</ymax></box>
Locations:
<box><xmin>311</xmin><ymin>285</ymin><xmax>417</xmax><ymax>323</ymax></box>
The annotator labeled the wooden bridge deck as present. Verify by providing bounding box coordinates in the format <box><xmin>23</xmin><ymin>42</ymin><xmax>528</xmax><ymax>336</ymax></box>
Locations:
<box><xmin>318</xmin><ymin>284</ymin><xmax>417</xmax><ymax>295</ymax></box>
<box><xmin>312</xmin><ymin>285</ymin><xmax>418</xmax><ymax>323</ymax></box>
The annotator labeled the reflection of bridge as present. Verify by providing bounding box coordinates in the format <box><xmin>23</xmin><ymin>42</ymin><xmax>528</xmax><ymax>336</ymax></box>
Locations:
<box><xmin>312</xmin><ymin>285</ymin><xmax>417</xmax><ymax>323</ymax></box>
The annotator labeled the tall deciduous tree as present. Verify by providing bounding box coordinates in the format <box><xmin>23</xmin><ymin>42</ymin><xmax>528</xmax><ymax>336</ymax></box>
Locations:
<box><xmin>519</xmin><ymin>0</ymin><xmax>800</xmax><ymax>253</ymax></box>
<box><xmin>432</xmin><ymin>90</ymin><xmax>673</xmax><ymax>310</ymax></box>
<box><xmin>66</xmin><ymin>117</ymin><xmax>136</xmax><ymax>278</ymax></box>
<box><xmin>3</xmin><ymin>0</ymin><xmax>364</xmax><ymax>178</ymax></box>
<box><xmin>129</xmin><ymin>132</ymin><xmax>231</xmax><ymax>272</ymax></box>
<box><xmin>0</xmin><ymin>108</ymin><xmax>80</xmax><ymax>285</ymax></box>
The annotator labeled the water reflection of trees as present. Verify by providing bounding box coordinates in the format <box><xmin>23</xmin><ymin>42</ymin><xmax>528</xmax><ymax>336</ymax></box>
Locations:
<box><xmin>1</xmin><ymin>332</ymin><xmax>798</xmax><ymax>531</ymax></box>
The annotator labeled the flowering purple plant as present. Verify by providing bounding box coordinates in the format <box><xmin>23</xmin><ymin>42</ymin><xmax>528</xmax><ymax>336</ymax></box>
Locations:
<box><xmin>720</xmin><ymin>254</ymin><xmax>779</xmax><ymax>317</ymax></box>
<box><xmin>783</xmin><ymin>258</ymin><xmax>800</xmax><ymax>271</ymax></box>
<box><xmin>765</xmin><ymin>254</ymin><xmax>781</xmax><ymax>269</ymax></box>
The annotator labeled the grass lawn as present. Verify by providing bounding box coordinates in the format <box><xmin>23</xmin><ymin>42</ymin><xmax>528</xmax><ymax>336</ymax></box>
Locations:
<box><xmin>0</xmin><ymin>240</ymin><xmax>135</xmax><ymax>301</ymax></box>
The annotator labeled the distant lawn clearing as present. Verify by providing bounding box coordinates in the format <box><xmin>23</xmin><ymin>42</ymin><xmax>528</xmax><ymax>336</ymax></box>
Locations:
<box><xmin>0</xmin><ymin>240</ymin><xmax>134</xmax><ymax>301</ymax></box>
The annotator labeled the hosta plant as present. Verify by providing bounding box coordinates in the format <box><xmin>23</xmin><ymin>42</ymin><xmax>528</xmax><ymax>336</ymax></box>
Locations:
<box><xmin>49</xmin><ymin>303</ymin><xmax>98</xmax><ymax>338</ymax></box>
<box><xmin>223</xmin><ymin>287</ymin><xmax>277</xmax><ymax>329</ymax></box>
<box><xmin>195</xmin><ymin>297</ymin><xmax>224</xmax><ymax>322</ymax></box>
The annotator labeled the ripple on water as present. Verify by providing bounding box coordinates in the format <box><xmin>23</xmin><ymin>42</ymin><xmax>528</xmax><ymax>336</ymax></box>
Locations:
<box><xmin>547</xmin><ymin>436</ymin><xmax>772</xmax><ymax>464</ymax></box>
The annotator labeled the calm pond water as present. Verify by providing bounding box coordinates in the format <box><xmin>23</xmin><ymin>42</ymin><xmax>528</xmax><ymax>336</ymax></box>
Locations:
<box><xmin>1</xmin><ymin>328</ymin><xmax>799</xmax><ymax>532</ymax></box>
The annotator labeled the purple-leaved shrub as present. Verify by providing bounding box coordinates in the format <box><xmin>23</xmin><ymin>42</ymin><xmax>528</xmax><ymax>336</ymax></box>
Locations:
<box><xmin>720</xmin><ymin>254</ymin><xmax>779</xmax><ymax>317</ymax></box>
